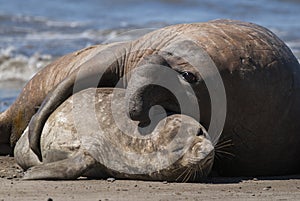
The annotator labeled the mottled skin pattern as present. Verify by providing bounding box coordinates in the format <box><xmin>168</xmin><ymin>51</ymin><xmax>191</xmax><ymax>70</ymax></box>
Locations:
<box><xmin>1</xmin><ymin>19</ymin><xmax>300</xmax><ymax>177</ymax></box>
<box><xmin>15</xmin><ymin>88</ymin><xmax>214</xmax><ymax>182</ymax></box>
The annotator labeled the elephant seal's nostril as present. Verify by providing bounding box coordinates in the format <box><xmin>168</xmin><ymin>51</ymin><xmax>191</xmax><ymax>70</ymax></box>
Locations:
<box><xmin>127</xmin><ymin>103</ymin><xmax>151</xmax><ymax>122</ymax></box>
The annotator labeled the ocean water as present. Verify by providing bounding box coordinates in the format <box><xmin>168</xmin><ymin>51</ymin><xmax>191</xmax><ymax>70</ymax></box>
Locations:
<box><xmin>0</xmin><ymin>0</ymin><xmax>300</xmax><ymax>111</ymax></box>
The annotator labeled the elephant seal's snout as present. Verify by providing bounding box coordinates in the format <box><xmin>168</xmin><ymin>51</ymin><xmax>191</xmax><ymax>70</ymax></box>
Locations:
<box><xmin>126</xmin><ymin>54</ymin><xmax>175</xmax><ymax>122</ymax></box>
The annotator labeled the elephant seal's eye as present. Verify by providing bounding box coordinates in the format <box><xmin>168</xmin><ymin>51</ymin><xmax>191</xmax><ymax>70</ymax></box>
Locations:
<box><xmin>181</xmin><ymin>72</ymin><xmax>197</xmax><ymax>83</ymax></box>
<box><xmin>197</xmin><ymin>129</ymin><xmax>204</xmax><ymax>136</ymax></box>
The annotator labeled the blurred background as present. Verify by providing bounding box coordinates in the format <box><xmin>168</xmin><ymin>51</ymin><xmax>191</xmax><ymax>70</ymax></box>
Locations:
<box><xmin>0</xmin><ymin>0</ymin><xmax>300</xmax><ymax>111</ymax></box>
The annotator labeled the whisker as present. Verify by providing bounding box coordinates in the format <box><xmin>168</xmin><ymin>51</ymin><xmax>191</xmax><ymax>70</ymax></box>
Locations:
<box><xmin>193</xmin><ymin>169</ymin><xmax>197</xmax><ymax>182</ymax></box>
<box><xmin>199</xmin><ymin>164</ymin><xmax>204</xmax><ymax>177</ymax></box>
<box><xmin>172</xmin><ymin>166</ymin><xmax>185</xmax><ymax>173</ymax></box>
<box><xmin>181</xmin><ymin>168</ymin><xmax>189</xmax><ymax>183</ymax></box>
<box><xmin>216</xmin><ymin>150</ymin><xmax>235</xmax><ymax>156</ymax></box>
<box><xmin>214</xmin><ymin>139</ymin><xmax>235</xmax><ymax>161</ymax></box>
<box><xmin>194</xmin><ymin>169</ymin><xmax>199</xmax><ymax>181</ymax></box>
<box><xmin>188</xmin><ymin>169</ymin><xmax>195</xmax><ymax>183</ymax></box>
<box><xmin>215</xmin><ymin>139</ymin><xmax>232</xmax><ymax>146</ymax></box>
<box><xmin>215</xmin><ymin>153</ymin><xmax>231</xmax><ymax>160</ymax></box>
<box><xmin>216</xmin><ymin>143</ymin><xmax>234</xmax><ymax>150</ymax></box>
<box><xmin>215</xmin><ymin>150</ymin><xmax>235</xmax><ymax>159</ymax></box>
<box><xmin>193</xmin><ymin>165</ymin><xmax>204</xmax><ymax>182</ymax></box>
<box><xmin>214</xmin><ymin>153</ymin><xmax>221</xmax><ymax>160</ymax></box>
<box><xmin>176</xmin><ymin>167</ymin><xmax>189</xmax><ymax>182</ymax></box>
<box><xmin>182</xmin><ymin>167</ymin><xmax>192</xmax><ymax>183</ymax></box>
<box><xmin>215</xmin><ymin>139</ymin><xmax>234</xmax><ymax>149</ymax></box>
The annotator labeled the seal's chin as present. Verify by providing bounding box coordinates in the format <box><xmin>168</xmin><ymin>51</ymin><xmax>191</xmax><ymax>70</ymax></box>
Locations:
<box><xmin>176</xmin><ymin>136</ymin><xmax>215</xmax><ymax>182</ymax></box>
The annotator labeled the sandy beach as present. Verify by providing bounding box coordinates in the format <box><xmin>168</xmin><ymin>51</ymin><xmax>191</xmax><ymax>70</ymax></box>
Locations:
<box><xmin>1</xmin><ymin>156</ymin><xmax>299</xmax><ymax>201</ymax></box>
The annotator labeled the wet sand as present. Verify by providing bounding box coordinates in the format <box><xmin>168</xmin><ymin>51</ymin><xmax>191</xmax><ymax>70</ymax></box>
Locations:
<box><xmin>1</xmin><ymin>156</ymin><xmax>300</xmax><ymax>201</ymax></box>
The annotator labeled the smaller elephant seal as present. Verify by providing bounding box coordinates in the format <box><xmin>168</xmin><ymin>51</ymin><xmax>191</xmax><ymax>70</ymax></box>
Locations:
<box><xmin>14</xmin><ymin>88</ymin><xmax>214</xmax><ymax>182</ymax></box>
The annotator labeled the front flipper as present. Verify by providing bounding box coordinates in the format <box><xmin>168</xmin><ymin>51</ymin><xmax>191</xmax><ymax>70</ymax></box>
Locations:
<box><xmin>23</xmin><ymin>150</ymin><xmax>96</xmax><ymax>180</ymax></box>
<box><xmin>28</xmin><ymin>42</ymin><xmax>128</xmax><ymax>160</ymax></box>
<box><xmin>28</xmin><ymin>75</ymin><xmax>76</xmax><ymax>161</ymax></box>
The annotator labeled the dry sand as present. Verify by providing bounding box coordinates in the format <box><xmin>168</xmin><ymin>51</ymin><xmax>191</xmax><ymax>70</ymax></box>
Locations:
<box><xmin>0</xmin><ymin>156</ymin><xmax>300</xmax><ymax>201</ymax></box>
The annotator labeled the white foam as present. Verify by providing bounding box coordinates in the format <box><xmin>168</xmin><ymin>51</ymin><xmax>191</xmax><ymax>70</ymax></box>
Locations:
<box><xmin>23</xmin><ymin>27</ymin><xmax>150</xmax><ymax>42</ymax></box>
<box><xmin>24</xmin><ymin>30</ymin><xmax>107</xmax><ymax>41</ymax></box>
<box><xmin>11</xmin><ymin>14</ymin><xmax>84</xmax><ymax>28</ymax></box>
<box><xmin>0</xmin><ymin>46</ymin><xmax>53</xmax><ymax>82</ymax></box>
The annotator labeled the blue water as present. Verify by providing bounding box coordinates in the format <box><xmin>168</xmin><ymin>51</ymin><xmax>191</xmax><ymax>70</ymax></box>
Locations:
<box><xmin>1</xmin><ymin>0</ymin><xmax>300</xmax><ymax>56</ymax></box>
<box><xmin>0</xmin><ymin>0</ymin><xmax>300</xmax><ymax>111</ymax></box>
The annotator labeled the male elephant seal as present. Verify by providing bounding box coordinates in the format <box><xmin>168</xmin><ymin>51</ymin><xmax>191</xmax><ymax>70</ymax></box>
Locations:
<box><xmin>14</xmin><ymin>88</ymin><xmax>214</xmax><ymax>182</ymax></box>
<box><xmin>1</xmin><ymin>19</ymin><xmax>300</xmax><ymax>177</ymax></box>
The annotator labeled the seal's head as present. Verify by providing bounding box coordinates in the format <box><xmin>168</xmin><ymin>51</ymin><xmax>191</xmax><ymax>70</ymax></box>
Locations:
<box><xmin>143</xmin><ymin>114</ymin><xmax>214</xmax><ymax>182</ymax></box>
<box><xmin>125</xmin><ymin>41</ymin><xmax>213</xmax><ymax>130</ymax></box>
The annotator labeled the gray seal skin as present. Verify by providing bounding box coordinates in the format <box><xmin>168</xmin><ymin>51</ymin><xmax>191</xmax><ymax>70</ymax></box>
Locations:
<box><xmin>125</xmin><ymin>21</ymin><xmax>300</xmax><ymax>176</ymax></box>
<box><xmin>1</xmin><ymin>19</ymin><xmax>300</xmax><ymax>177</ymax></box>
<box><xmin>30</xmin><ymin>19</ymin><xmax>300</xmax><ymax>177</ymax></box>
<box><xmin>14</xmin><ymin>88</ymin><xmax>214</xmax><ymax>182</ymax></box>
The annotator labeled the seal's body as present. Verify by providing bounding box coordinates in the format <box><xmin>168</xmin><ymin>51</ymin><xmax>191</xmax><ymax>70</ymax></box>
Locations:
<box><xmin>15</xmin><ymin>88</ymin><xmax>214</xmax><ymax>182</ymax></box>
<box><xmin>2</xmin><ymin>19</ymin><xmax>300</xmax><ymax>177</ymax></box>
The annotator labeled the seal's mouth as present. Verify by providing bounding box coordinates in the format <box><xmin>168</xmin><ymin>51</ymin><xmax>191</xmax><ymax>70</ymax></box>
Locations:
<box><xmin>169</xmin><ymin>133</ymin><xmax>214</xmax><ymax>183</ymax></box>
<box><xmin>175</xmin><ymin>150</ymin><xmax>214</xmax><ymax>182</ymax></box>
